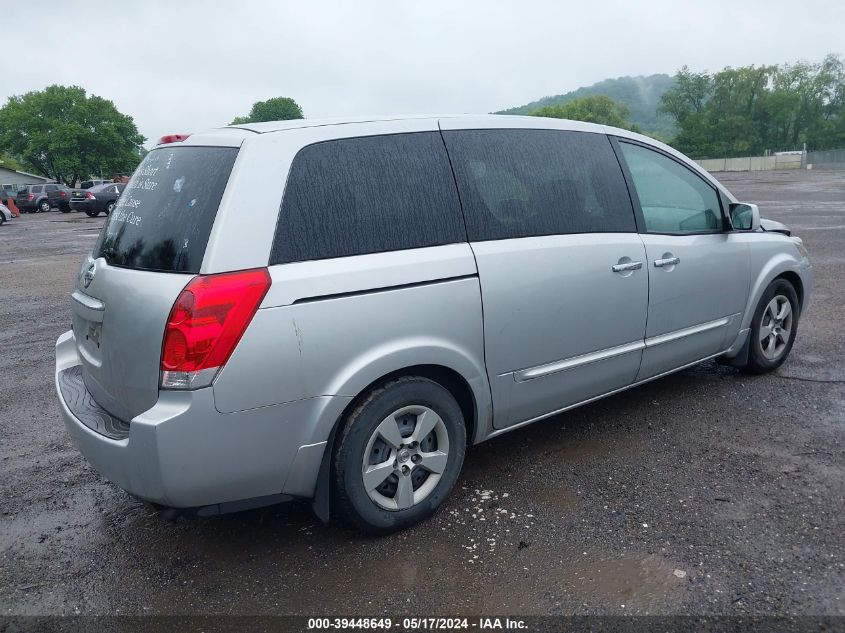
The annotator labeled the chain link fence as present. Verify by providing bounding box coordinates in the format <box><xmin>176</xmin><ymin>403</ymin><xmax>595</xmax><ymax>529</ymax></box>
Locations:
<box><xmin>807</xmin><ymin>148</ymin><xmax>845</xmax><ymax>169</ymax></box>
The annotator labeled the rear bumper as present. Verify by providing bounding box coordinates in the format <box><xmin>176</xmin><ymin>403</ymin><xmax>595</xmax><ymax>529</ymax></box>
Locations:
<box><xmin>55</xmin><ymin>330</ymin><xmax>350</xmax><ymax>508</ymax></box>
<box><xmin>69</xmin><ymin>200</ymin><xmax>97</xmax><ymax>212</ymax></box>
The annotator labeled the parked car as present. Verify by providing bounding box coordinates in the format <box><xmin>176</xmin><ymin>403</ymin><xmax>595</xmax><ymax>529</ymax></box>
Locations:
<box><xmin>80</xmin><ymin>179</ymin><xmax>112</xmax><ymax>189</ymax></box>
<box><xmin>69</xmin><ymin>183</ymin><xmax>125</xmax><ymax>216</ymax></box>
<box><xmin>55</xmin><ymin>116</ymin><xmax>812</xmax><ymax>534</ymax></box>
<box><xmin>0</xmin><ymin>200</ymin><xmax>13</xmax><ymax>225</ymax></box>
<box><xmin>46</xmin><ymin>183</ymin><xmax>72</xmax><ymax>211</ymax></box>
<box><xmin>16</xmin><ymin>184</ymin><xmax>50</xmax><ymax>213</ymax></box>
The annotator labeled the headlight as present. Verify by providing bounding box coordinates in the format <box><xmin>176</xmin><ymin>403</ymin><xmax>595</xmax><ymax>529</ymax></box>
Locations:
<box><xmin>792</xmin><ymin>237</ymin><xmax>809</xmax><ymax>260</ymax></box>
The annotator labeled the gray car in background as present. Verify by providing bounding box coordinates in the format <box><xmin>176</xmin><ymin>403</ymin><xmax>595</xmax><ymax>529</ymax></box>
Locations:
<box><xmin>55</xmin><ymin>115</ymin><xmax>812</xmax><ymax>533</ymax></box>
<box><xmin>16</xmin><ymin>184</ymin><xmax>50</xmax><ymax>213</ymax></box>
<box><xmin>69</xmin><ymin>182</ymin><xmax>125</xmax><ymax>216</ymax></box>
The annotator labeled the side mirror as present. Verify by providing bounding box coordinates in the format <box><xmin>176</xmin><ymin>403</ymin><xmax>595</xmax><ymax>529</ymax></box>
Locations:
<box><xmin>729</xmin><ymin>202</ymin><xmax>760</xmax><ymax>231</ymax></box>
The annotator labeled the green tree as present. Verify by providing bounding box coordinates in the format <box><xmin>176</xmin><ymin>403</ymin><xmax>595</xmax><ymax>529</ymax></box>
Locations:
<box><xmin>0</xmin><ymin>85</ymin><xmax>145</xmax><ymax>186</ymax></box>
<box><xmin>231</xmin><ymin>97</ymin><xmax>304</xmax><ymax>124</ymax></box>
<box><xmin>659</xmin><ymin>66</ymin><xmax>712</xmax><ymax>124</ymax></box>
<box><xmin>530</xmin><ymin>95</ymin><xmax>639</xmax><ymax>131</ymax></box>
<box><xmin>658</xmin><ymin>66</ymin><xmax>714</xmax><ymax>157</ymax></box>
<box><xmin>768</xmin><ymin>55</ymin><xmax>845</xmax><ymax>149</ymax></box>
<box><xmin>0</xmin><ymin>153</ymin><xmax>24</xmax><ymax>171</ymax></box>
<box><xmin>661</xmin><ymin>55</ymin><xmax>845</xmax><ymax>158</ymax></box>
<box><xmin>707</xmin><ymin>65</ymin><xmax>774</xmax><ymax>157</ymax></box>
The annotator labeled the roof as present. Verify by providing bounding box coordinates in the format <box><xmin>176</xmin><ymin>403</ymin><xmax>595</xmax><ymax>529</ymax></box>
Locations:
<box><xmin>226</xmin><ymin>114</ymin><xmax>469</xmax><ymax>134</ymax></box>
<box><xmin>0</xmin><ymin>165</ymin><xmax>53</xmax><ymax>182</ymax></box>
<box><xmin>178</xmin><ymin>114</ymin><xmax>613</xmax><ymax>147</ymax></box>
<box><xmin>223</xmin><ymin>113</ymin><xmax>632</xmax><ymax>135</ymax></box>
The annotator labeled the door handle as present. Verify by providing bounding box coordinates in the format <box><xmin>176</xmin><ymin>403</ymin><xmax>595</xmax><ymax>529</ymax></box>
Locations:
<box><xmin>654</xmin><ymin>256</ymin><xmax>680</xmax><ymax>268</ymax></box>
<box><xmin>612</xmin><ymin>261</ymin><xmax>643</xmax><ymax>273</ymax></box>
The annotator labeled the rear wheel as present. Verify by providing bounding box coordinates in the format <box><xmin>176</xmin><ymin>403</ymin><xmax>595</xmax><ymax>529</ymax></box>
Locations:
<box><xmin>742</xmin><ymin>279</ymin><xmax>800</xmax><ymax>374</ymax></box>
<box><xmin>85</xmin><ymin>210</ymin><xmax>100</xmax><ymax>218</ymax></box>
<box><xmin>333</xmin><ymin>377</ymin><xmax>466</xmax><ymax>534</ymax></box>
<box><xmin>39</xmin><ymin>200</ymin><xmax>50</xmax><ymax>213</ymax></box>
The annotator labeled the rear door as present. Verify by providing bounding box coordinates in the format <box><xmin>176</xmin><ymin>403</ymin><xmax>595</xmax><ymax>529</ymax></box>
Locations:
<box><xmin>441</xmin><ymin>126</ymin><xmax>648</xmax><ymax>429</ymax></box>
<box><xmin>71</xmin><ymin>144</ymin><xmax>240</xmax><ymax>421</ymax></box>
<box><xmin>615</xmin><ymin>140</ymin><xmax>750</xmax><ymax>380</ymax></box>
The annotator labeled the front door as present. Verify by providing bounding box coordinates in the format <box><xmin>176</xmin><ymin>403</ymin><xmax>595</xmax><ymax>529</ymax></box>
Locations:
<box><xmin>441</xmin><ymin>124</ymin><xmax>649</xmax><ymax>428</ymax></box>
<box><xmin>616</xmin><ymin>140</ymin><xmax>750</xmax><ymax>380</ymax></box>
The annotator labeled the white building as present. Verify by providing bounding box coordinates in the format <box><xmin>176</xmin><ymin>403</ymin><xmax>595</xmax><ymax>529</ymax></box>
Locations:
<box><xmin>0</xmin><ymin>165</ymin><xmax>55</xmax><ymax>192</ymax></box>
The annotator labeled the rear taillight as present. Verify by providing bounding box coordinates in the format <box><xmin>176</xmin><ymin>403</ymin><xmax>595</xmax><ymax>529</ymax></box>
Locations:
<box><xmin>160</xmin><ymin>268</ymin><xmax>271</xmax><ymax>389</ymax></box>
<box><xmin>60</xmin><ymin>191</ymin><xmax>66</xmax><ymax>197</ymax></box>
<box><xmin>28</xmin><ymin>194</ymin><xmax>34</xmax><ymax>201</ymax></box>
<box><xmin>85</xmin><ymin>192</ymin><xmax>95</xmax><ymax>200</ymax></box>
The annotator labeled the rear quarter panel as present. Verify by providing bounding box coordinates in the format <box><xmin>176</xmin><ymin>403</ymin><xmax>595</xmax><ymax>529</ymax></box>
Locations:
<box><xmin>212</xmin><ymin>246</ymin><xmax>489</xmax><ymax>447</ymax></box>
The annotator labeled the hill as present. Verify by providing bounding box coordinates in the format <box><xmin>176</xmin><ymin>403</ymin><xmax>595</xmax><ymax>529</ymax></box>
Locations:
<box><xmin>496</xmin><ymin>74</ymin><xmax>678</xmax><ymax>138</ymax></box>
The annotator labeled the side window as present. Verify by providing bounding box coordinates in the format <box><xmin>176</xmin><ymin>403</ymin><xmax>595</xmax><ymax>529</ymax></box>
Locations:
<box><xmin>32</xmin><ymin>186</ymin><xmax>42</xmax><ymax>193</ymax></box>
<box><xmin>45</xmin><ymin>184</ymin><xmax>57</xmax><ymax>192</ymax></box>
<box><xmin>619</xmin><ymin>142</ymin><xmax>724</xmax><ymax>233</ymax></box>
<box><xmin>441</xmin><ymin>129</ymin><xmax>636</xmax><ymax>241</ymax></box>
<box><xmin>271</xmin><ymin>132</ymin><xmax>465</xmax><ymax>264</ymax></box>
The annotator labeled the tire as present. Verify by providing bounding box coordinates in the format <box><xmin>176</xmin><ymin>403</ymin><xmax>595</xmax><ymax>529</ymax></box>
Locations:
<box><xmin>332</xmin><ymin>376</ymin><xmax>467</xmax><ymax>534</ymax></box>
<box><xmin>742</xmin><ymin>278</ymin><xmax>800</xmax><ymax>374</ymax></box>
<box><xmin>0</xmin><ymin>213</ymin><xmax>4</xmax><ymax>225</ymax></box>
<box><xmin>85</xmin><ymin>210</ymin><xmax>100</xmax><ymax>218</ymax></box>
<box><xmin>61</xmin><ymin>206</ymin><xmax>71</xmax><ymax>214</ymax></box>
<box><xmin>39</xmin><ymin>200</ymin><xmax>51</xmax><ymax>213</ymax></box>
<box><xmin>105</xmin><ymin>201</ymin><xmax>115</xmax><ymax>215</ymax></box>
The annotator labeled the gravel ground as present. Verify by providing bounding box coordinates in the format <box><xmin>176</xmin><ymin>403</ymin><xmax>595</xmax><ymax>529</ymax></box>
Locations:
<box><xmin>0</xmin><ymin>170</ymin><xmax>843</xmax><ymax>619</ymax></box>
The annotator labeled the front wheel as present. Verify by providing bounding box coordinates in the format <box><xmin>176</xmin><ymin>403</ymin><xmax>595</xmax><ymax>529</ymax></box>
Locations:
<box><xmin>105</xmin><ymin>201</ymin><xmax>115</xmax><ymax>215</ymax></box>
<box><xmin>85</xmin><ymin>210</ymin><xmax>100</xmax><ymax>217</ymax></box>
<box><xmin>742</xmin><ymin>279</ymin><xmax>800</xmax><ymax>374</ymax></box>
<box><xmin>332</xmin><ymin>377</ymin><xmax>466</xmax><ymax>534</ymax></box>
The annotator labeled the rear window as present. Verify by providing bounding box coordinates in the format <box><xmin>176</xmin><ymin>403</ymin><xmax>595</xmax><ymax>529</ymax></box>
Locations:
<box><xmin>270</xmin><ymin>132</ymin><xmax>465</xmax><ymax>264</ymax></box>
<box><xmin>94</xmin><ymin>146</ymin><xmax>238</xmax><ymax>273</ymax></box>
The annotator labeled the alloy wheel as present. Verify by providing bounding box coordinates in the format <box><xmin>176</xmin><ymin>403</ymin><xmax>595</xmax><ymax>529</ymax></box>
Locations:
<box><xmin>759</xmin><ymin>294</ymin><xmax>793</xmax><ymax>360</ymax></box>
<box><xmin>361</xmin><ymin>405</ymin><xmax>450</xmax><ymax>511</ymax></box>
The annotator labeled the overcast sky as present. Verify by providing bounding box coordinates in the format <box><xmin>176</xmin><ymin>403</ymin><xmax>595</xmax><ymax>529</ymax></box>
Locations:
<box><xmin>3</xmin><ymin>0</ymin><xmax>843</xmax><ymax>145</ymax></box>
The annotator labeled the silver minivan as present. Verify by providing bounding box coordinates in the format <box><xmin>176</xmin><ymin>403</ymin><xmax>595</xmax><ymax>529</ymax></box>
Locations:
<box><xmin>55</xmin><ymin>115</ymin><xmax>812</xmax><ymax>533</ymax></box>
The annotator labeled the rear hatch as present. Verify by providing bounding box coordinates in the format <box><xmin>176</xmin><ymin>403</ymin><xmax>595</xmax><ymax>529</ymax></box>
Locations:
<box><xmin>71</xmin><ymin>145</ymin><xmax>239</xmax><ymax>421</ymax></box>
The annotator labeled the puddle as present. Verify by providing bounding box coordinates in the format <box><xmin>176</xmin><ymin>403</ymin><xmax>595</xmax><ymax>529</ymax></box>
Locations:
<box><xmin>481</xmin><ymin>551</ymin><xmax>688</xmax><ymax>614</ymax></box>
<box><xmin>558</xmin><ymin>554</ymin><xmax>687</xmax><ymax>607</ymax></box>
